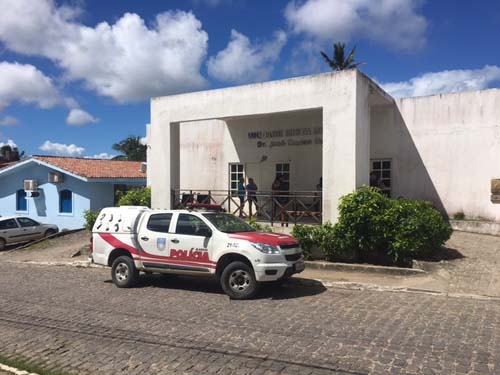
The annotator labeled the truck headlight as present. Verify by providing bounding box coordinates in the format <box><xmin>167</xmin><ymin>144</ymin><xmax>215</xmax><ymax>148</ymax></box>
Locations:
<box><xmin>250</xmin><ymin>242</ymin><xmax>281</xmax><ymax>254</ymax></box>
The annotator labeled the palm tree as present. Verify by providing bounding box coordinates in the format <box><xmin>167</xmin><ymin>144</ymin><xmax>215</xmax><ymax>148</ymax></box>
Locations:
<box><xmin>321</xmin><ymin>42</ymin><xmax>363</xmax><ymax>71</ymax></box>
<box><xmin>112</xmin><ymin>136</ymin><xmax>146</xmax><ymax>161</ymax></box>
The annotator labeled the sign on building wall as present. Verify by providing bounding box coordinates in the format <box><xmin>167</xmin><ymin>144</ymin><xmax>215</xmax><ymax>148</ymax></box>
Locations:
<box><xmin>491</xmin><ymin>179</ymin><xmax>500</xmax><ymax>203</ymax></box>
<box><xmin>247</xmin><ymin>127</ymin><xmax>323</xmax><ymax>149</ymax></box>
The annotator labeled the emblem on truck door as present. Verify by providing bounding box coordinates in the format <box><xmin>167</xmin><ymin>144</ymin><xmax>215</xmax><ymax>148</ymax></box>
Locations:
<box><xmin>157</xmin><ymin>238</ymin><xmax>166</xmax><ymax>251</ymax></box>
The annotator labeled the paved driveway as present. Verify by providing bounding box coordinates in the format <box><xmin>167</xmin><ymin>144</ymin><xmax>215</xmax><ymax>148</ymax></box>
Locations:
<box><xmin>0</xmin><ymin>263</ymin><xmax>499</xmax><ymax>374</ymax></box>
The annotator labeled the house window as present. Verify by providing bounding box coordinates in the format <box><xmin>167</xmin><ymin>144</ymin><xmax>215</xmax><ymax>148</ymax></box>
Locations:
<box><xmin>59</xmin><ymin>189</ymin><xmax>73</xmax><ymax>213</ymax></box>
<box><xmin>16</xmin><ymin>189</ymin><xmax>27</xmax><ymax>211</ymax></box>
<box><xmin>275</xmin><ymin>163</ymin><xmax>290</xmax><ymax>184</ymax></box>
<box><xmin>371</xmin><ymin>159</ymin><xmax>392</xmax><ymax>197</ymax></box>
<box><xmin>229</xmin><ymin>163</ymin><xmax>244</xmax><ymax>195</ymax></box>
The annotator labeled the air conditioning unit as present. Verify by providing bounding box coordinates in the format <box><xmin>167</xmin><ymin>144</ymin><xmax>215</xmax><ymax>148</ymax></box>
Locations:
<box><xmin>140</xmin><ymin>162</ymin><xmax>147</xmax><ymax>173</ymax></box>
<box><xmin>24</xmin><ymin>180</ymin><xmax>38</xmax><ymax>191</ymax></box>
<box><xmin>48</xmin><ymin>172</ymin><xmax>64</xmax><ymax>184</ymax></box>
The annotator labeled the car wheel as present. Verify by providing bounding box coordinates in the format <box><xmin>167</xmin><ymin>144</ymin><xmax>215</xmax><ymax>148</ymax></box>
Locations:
<box><xmin>220</xmin><ymin>261</ymin><xmax>258</xmax><ymax>300</ymax></box>
<box><xmin>45</xmin><ymin>229</ymin><xmax>56</xmax><ymax>237</ymax></box>
<box><xmin>0</xmin><ymin>238</ymin><xmax>5</xmax><ymax>251</ymax></box>
<box><xmin>111</xmin><ymin>256</ymin><xmax>139</xmax><ymax>288</ymax></box>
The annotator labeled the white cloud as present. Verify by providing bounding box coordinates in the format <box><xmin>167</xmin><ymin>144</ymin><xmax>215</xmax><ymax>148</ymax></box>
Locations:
<box><xmin>0</xmin><ymin>61</ymin><xmax>62</xmax><ymax>111</ymax></box>
<box><xmin>66</xmin><ymin>108</ymin><xmax>99</xmax><ymax>126</ymax></box>
<box><xmin>382</xmin><ymin>65</ymin><xmax>500</xmax><ymax>98</ymax></box>
<box><xmin>86</xmin><ymin>153</ymin><xmax>114</xmax><ymax>159</ymax></box>
<box><xmin>39</xmin><ymin>140</ymin><xmax>85</xmax><ymax>156</ymax></box>
<box><xmin>285</xmin><ymin>0</ymin><xmax>427</xmax><ymax>50</ymax></box>
<box><xmin>0</xmin><ymin>139</ymin><xmax>17</xmax><ymax>148</ymax></box>
<box><xmin>208</xmin><ymin>30</ymin><xmax>287</xmax><ymax>84</ymax></box>
<box><xmin>0</xmin><ymin>115</ymin><xmax>19</xmax><ymax>126</ymax></box>
<box><xmin>0</xmin><ymin>0</ymin><xmax>209</xmax><ymax>102</ymax></box>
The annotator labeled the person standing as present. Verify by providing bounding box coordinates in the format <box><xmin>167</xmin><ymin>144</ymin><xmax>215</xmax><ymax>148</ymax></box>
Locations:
<box><xmin>246</xmin><ymin>178</ymin><xmax>258</xmax><ymax>218</ymax></box>
<box><xmin>237</xmin><ymin>177</ymin><xmax>246</xmax><ymax>217</ymax></box>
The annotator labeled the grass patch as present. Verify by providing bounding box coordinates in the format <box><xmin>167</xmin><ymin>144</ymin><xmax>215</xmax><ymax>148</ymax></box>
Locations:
<box><xmin>0</xmin><ymin>354</ymin><xmax>72</xmax><ymax>375</ymax></box>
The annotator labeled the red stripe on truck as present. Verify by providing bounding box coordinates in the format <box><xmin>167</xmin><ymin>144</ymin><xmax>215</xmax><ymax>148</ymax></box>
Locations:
<box><xmin>99</xmin><ymin>233</ymin><xmax>216</xmax><ymax>268</ymax></box>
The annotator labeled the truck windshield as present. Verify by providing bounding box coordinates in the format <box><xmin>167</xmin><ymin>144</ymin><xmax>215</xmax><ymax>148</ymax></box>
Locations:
<box><xmin>202</xmin><ymin>213</ymin><xmax>256</xmax><ymax>233</ymax></box>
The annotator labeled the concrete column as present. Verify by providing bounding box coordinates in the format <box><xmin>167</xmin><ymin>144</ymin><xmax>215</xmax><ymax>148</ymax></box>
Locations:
<box><xmin>149</xmin><ymin>119</ymin><xmax>179</xmax><ymax>209</ymax></box>
<box><xmin>322</xmin><ymin>71</ymin><xmax>371</xmax><ymax>223</ymax></box>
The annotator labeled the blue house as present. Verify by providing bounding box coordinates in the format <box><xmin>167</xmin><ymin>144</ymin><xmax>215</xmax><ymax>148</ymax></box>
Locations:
<box><xmin>0</xmin><ymin>156</ymin><xmax>146</xmax><ymax>230</ymax></box>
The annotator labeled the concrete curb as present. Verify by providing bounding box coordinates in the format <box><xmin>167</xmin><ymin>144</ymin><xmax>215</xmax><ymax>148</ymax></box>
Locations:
<box><xmin>305</xmin><ymin>260</ymin><xmax>426</xmax><ymax>276</ymax></box>
<box><xmin>0</xmin><ymin>362</ymin><xmax>39</xmax><ymax>375</ymax></box>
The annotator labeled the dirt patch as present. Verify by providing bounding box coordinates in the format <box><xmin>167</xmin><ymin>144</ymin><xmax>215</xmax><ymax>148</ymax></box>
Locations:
<box><xmin>0</xmin><ymin>230</ymin><xmax>90</xmax><ymax>263</ymax></box>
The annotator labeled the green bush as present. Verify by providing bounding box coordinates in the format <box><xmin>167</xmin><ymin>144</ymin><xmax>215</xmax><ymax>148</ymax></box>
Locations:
<box><xmin>247</xmin><ymin>218</ymin><xmax>273</xmax><ymax>233</ymax></box>
<box><xmin>117</xmin><ymin>187</ymin><xmax>151</xmax><ymax>207</ymax></box>
<box><xmin>330</xmin><ymin>187</ymin><xmax>391</xmax><ymax>261</ymax></box>
<box><xmin>386</xmin><ymin>199</ymin><xmax>453</xmax><ymax>261</ymax></box>
<box><xmin>83</xmin><ymin>210</ymin><xmax>99</xmax><ymax>231</ymax></box>
<box><xmin>453</xmin><ymin>211</ymin><xmax>465</xmax><ymax>220</ymax></box>
<box><xmin>331</xmin><ymin>187</ymin><xmax>452</xmax><ymax>264</ymax></box>
<box><xmin>291</xmin><ymin>225</ymin><xmax>317</xmax><ymax>260</ymax></box>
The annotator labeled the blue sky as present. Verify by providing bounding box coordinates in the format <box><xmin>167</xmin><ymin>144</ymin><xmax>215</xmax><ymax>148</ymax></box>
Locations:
<box><xmin>0</xmin><ymin>0</ymin><xmax>499</xmax><ymax>158</ymax></box>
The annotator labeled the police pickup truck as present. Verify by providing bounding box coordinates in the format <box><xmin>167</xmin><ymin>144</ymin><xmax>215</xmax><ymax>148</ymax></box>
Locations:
<box><xmin>91</xmin><ymin>206</ymin><xmax>305</xmax><ymax>299</ymax></box>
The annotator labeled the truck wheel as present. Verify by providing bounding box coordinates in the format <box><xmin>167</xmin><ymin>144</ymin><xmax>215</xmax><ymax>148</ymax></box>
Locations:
<box><xmin>0</xmin><ymin>238</ymin><xmax>5</xmax><ymax>251</ymax></box>
<box><xmin>220</xmin><ymin>261</ymin><xmax>258</xmax><ymax>300</ymax></box>
<box><xmin>111</xmin><ymin>256</ymin><xmax>139</xmax><ymax>288</ymax></box>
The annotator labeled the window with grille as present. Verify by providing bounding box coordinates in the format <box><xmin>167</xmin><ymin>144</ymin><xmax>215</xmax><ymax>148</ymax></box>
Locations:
<box><xmin>229</xmin><ymin>163</ymin><xmax>244</xmax><ymax>195</ymax></box>
<box><xmin>371</xmin><ymin>159</ymin><xmax>392</xmax><ymax>197</ymax></box>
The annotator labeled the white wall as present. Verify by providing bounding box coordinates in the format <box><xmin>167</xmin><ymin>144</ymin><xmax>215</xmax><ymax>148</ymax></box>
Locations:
<box><xmin>371</xmin><ymin>88</ymin><xmax>500</xmax><ymax>221</ymax></box>
<box><xmin>150</xmin><ymin>70</ymin><xmax>380</xmax><ymax>222</ymax></box>
<box><xmin>178</xmin><ymin>111</ymin><xmax>323</xmax><ymax>193</ymax></box>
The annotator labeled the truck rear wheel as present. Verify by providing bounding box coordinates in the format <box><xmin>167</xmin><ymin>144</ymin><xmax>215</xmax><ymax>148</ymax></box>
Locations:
<box><xmin>111</xmin><ymin>256</ymin><xmax>139</xmax><ymax>288</ymax></box>
<box><xmin>220</xmin><ymin>261</ymin><xmax>258</xmax><ymax>300</ymax></box>
<box><xmin>0</xmin><ymin>238</ymin><xmax>5</xmax><ymax>251</ymax></box>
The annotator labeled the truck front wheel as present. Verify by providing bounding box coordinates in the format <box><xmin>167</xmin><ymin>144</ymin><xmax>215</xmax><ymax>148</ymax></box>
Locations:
<box><xmin>111</xmin><ymin>256</ymin><xmax>139</xmax><ymax>288</ymax></box>
<box><xmin>220</xmin><ymin>261</ymin><xmax>258</xmax><ymax>300</ymax></box>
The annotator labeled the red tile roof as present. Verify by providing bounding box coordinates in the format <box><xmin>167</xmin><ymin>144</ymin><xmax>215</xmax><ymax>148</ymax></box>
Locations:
<box><xmin>33</xmin><ymin>156</ymin><xmax>146</xmax><ymax>179</ymax></box>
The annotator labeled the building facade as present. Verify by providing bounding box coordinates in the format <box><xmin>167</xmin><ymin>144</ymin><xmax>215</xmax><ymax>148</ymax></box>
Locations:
<box><xmin>148</xmin><ymin>70</ymin><xmax>500</xmax><ymax>223</ymax></box>
<box><xmin>0</xmin><ymin>156</ymin><xmax>146</xmax><ymax>230</ymax></box>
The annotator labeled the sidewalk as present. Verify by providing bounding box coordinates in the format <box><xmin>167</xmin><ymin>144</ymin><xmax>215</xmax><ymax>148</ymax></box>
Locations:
<box><xmin>298</xmin><ymin>231</ymin><xmax>500</xmax><ymax>298</ymax></box>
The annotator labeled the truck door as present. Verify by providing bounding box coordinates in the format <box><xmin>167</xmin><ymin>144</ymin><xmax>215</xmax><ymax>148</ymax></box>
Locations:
<box><xmin>169</xmin><ymin>213</ymin><xmax>214</xmax><ymax>273</ymax></box>
<box><xmin>137</xmin><ymin>213</ymin><xmax>173</xmax><ymax>261</ymax></box>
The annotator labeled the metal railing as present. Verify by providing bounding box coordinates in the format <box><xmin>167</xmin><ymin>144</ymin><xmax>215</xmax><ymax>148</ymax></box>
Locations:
<box><xmin>172</xmin><ymin>189</ymin><xmax>322</xmax><ymax>225</ymax></box>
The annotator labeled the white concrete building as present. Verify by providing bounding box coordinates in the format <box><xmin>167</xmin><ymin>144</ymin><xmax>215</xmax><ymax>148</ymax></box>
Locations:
<box><xmin>148</xmin><ymin>70</ymin><xmax>500</xmax><ymax>223</ymax></box>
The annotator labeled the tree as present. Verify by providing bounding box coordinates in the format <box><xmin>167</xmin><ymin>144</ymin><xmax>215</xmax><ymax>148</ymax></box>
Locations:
<box><xmin>321</xmin><ymin>42</ymin><xmax>363</xmax><ymax>71</ymax></box>
<box><xmin>0</xmin><ymin>145</ymin><xmax>24</xmax><ymax>162</ymax></box>
<box><xmin>112</xmin><ymin>136</ymin><xmax>146</xmax><ymax>161</ymax></box>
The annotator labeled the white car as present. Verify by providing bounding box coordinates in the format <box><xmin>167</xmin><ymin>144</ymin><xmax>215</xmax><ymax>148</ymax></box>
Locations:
<box><xmin>0</xmin><ymin>216</ymin><xmax>59</xmax><ymax>250</ymax></box>
<box><xmin>91</xmin><ymin>206</ymin><xmax>305</xmax><ymax>299</ymax></box>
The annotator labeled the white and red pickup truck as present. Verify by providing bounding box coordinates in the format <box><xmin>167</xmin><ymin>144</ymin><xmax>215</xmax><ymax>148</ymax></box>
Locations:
<box><xmin>91</xmin><ymin>206</ymin><xmax>305</xmax><ymax>299</ymax></box>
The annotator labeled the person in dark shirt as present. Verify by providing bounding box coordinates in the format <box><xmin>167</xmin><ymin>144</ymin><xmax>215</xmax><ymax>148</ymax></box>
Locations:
<box><xmin>237</xmin><ymin>177</ymin><xmax>246</xmax><ymax>217</ymax></box>
<box><xmin>246</xmin><ymin>178</ymin><xmax>258</xmax><ymax>218</ymax></box>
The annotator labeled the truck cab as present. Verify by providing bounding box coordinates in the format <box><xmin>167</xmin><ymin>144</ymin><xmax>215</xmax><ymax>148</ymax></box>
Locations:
<box><xmin>91</xmin><ymin>206</ymin><xmax>304</xmax><ymax>299</ymax></box>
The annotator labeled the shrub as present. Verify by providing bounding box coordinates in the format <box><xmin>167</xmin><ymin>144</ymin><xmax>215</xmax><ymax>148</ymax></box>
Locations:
<box><xmin>291</xmin><ymin>225</ymin><xmax>318</xmax><ymax>260</ymax></box>
<box><xmin>330</xmin><ymin>187</ymin><xmax>391</xmax><ymax>261</ymax></box>
<box><xmin>117</xmin><ymin>187</ymin><xmax>151</xmax><ymax>207</ymax></box>
<box><xmin>328</xmin><ymin>187</ymin><xmax>452</xmax><ymax>265</ymax></box>
<box><xmin>387</xmin><ymin>199</ymin><xmax>452</xmax><ymax>261</ymax></box>
<box><xmin>247</xmin><ymin>218</ymin><xmax>273</xmax><ymax>232</ymax></box>
<box><xmin>83</xmin><ymin>210</ymin><xmax>99</xmax><ymax>231</ymax></box>
<box><xmin>453</xmin><ymin>211</ymin><xmax>465</xmax><ymax>220</ymax></box>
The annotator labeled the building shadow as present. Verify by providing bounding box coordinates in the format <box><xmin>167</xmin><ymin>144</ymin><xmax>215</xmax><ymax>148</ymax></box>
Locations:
<box><xmin>372</xmin><ymin>105</ymin><xmax>447</xmax><ymax>217</ymax></box>
<box><xmin>109</xmin><ymin>274</ymin><xmax>327</xmax><ymax>300</ymax></box>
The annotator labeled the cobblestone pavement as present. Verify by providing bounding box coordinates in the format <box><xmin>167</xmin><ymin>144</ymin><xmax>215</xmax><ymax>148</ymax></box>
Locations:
<box><xmin>1</xmin><ymin>263</ymin><xmax>500</xmax><ymax>374</ymax></box>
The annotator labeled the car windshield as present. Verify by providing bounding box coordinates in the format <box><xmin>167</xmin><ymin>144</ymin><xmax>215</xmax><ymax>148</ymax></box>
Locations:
<box><xmin>202</xmin><ymin>213</ymin><xmax>255</xmax><ymax>233</ymax></box>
